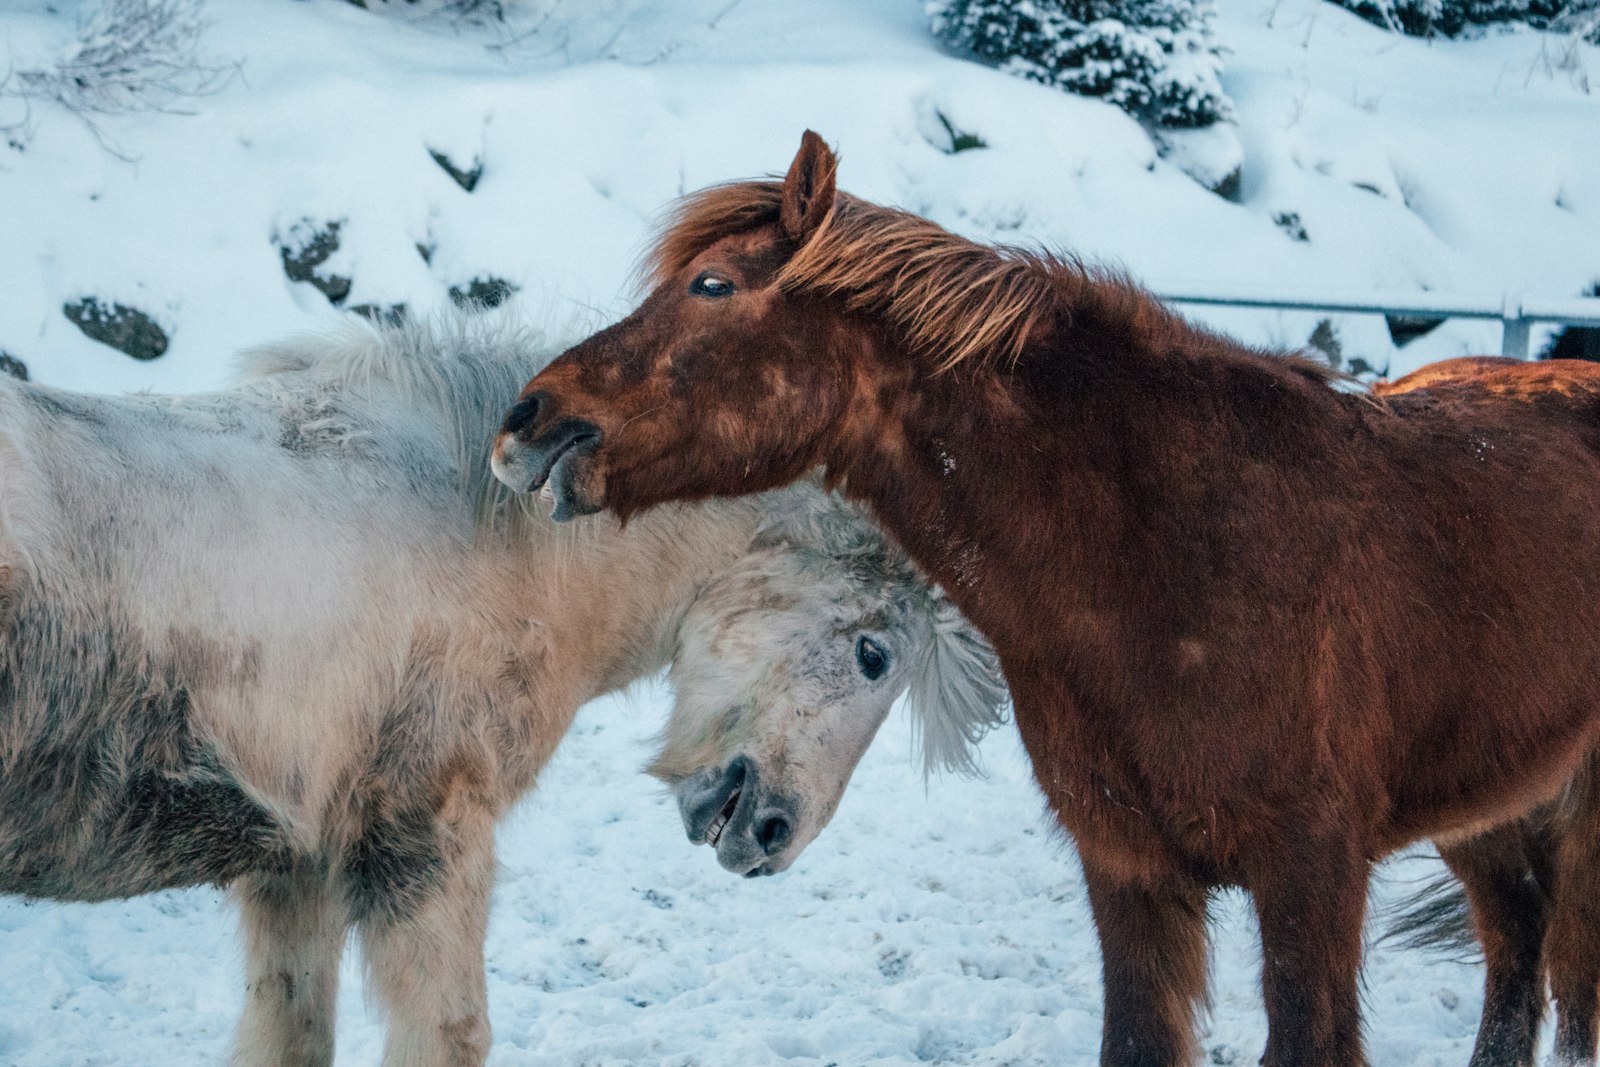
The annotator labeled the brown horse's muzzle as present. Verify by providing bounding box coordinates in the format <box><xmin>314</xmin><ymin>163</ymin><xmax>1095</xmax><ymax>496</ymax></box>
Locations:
<box><xmin>491</xmin><ymin>393</ymin><xmax>605</xmax><ymax>521</ymax></box>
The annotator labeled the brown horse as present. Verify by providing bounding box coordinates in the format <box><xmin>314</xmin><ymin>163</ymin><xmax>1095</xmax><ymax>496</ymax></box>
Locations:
<box><xmin>490</xmin><ymin>131</ymin><xmax>1600</xmax><ymax>1067</ymax></box>
<box><xmin>1374</xmin><ymin>356</ymin><xmax>1600</xmax><ymax>1067</ymax></box>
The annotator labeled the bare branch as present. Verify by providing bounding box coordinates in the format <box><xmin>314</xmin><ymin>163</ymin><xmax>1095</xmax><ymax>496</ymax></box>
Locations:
<box><xmin>0</xmin><ymin>0</ymin><xmax>237</xmax><ymax>155</ymax></box>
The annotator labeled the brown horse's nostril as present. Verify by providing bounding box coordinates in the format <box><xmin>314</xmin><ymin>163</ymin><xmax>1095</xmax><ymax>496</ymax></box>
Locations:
<box><xmin>756</xmin><ymin>814</ymin><xmax>792</xmax><ymax>855</ymax></box>
<box><xmin>500</xmin><ymin>393</ymin><xmax>543</xmax><ymax>438</ymax></box>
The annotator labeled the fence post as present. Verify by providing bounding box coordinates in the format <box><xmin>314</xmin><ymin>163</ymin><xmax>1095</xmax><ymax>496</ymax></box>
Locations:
<box><xmin>1501</xmin><ymin>293</ymin><xmax>1531</xmax><ymax>359</ymax></box>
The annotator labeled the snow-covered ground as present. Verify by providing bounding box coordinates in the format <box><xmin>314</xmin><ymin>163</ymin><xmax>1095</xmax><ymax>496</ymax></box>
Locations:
<box><xmin>1</xmin><ymin>0</ymin><xmax>1596</xmax><ymax>1063</ymax></box>
<box><xmin>0</xmin><ymin>683</ymin><xmax>1485</xmax><ymax>1067</ymax></box>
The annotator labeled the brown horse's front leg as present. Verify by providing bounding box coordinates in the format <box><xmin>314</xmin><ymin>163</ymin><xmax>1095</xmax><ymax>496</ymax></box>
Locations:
<box><xmin>1438</xmin><ymin>825</ymin><xmax>1548</xmax><ymax>1067</ymax></box>
<box><xmin>1081</xmin><ymin>856</ymin><xmax>1210</xmax><ymax>1067</ymax></box>
<box><xmin>1249</xmin><ymin>828</ymin><xmax>1370</xmax><ymax>1067</ymax></box>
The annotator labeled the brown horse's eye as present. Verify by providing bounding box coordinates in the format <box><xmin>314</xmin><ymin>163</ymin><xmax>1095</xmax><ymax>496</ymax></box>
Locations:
<box><xmin>690</xmin><ymin>272</ymin><xmax>736</xmax><ymax>298</ymax></box>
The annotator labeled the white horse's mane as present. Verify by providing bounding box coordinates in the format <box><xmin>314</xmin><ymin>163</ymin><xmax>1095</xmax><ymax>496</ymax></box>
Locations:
<box><xmin>237</xmin><ymin>309</ymin><xmax>567</xmax><ymax>531</ymax></box>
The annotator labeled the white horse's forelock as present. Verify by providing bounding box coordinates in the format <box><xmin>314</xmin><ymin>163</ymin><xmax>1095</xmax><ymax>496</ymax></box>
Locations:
<box><xmin>908</xmin><ymin>590</ymin><xmax>1010</xmax><ymax>778</ymax></box>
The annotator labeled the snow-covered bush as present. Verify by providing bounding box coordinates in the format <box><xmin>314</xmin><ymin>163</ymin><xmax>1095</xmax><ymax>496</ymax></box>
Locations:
<box><xmin>1331</xmin><ymin>0</ymin><xmax>1600</xmax><ymax>42</ymax></box>
<box><xmin>0</xmin><ymin>0</ymin><xmax>233</xmax><ymax>153</ymax></box>
<box><xmin>6</xmin><ymin>0</ymin><xmax>232</xmax><ymax>118</ymax></box>
<box><xmin>926</xmin><ymin>0</ymin><xmax>1232</xmax><ymax>128</ymax></box>
<box><xmin>341</xmin><ymin>0</ymin><xmax>513</xmax><ymax>21</ymax></box>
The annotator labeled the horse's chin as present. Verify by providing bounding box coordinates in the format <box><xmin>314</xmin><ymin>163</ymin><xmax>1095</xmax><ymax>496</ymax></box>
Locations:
<box><xmin>743</xmin><ymin>851</ymin><xmax>796</xmax><ymax>878</ymax></box>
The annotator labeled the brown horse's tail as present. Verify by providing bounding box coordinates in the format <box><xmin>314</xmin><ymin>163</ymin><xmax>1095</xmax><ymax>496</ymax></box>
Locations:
<box><xmin>1378</xmin><ymin>872</ymin><xmax>1481</xmax><ymax>963</ymax></box>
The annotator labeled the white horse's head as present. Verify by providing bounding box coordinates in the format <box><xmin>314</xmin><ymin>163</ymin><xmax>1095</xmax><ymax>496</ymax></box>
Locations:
<box><xmin>651</xmin><ymin>484</ymin><xmax>1008</xmax><ymax>877</ymax></box>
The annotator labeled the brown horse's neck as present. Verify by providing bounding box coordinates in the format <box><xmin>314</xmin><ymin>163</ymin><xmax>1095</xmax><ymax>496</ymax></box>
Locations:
<box><xmin>820</xmin><ymin>319</ymin><xmax>1081</xmax><ymax>655</ymax></box>
<box><xmin>820</xmin><ymin>301</ymin><xmax>1349</xmax><ymax>664</ymax></box>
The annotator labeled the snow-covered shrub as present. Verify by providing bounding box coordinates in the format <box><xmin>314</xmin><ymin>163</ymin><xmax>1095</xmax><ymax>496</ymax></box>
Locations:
<box><xmin>926</xmin><ymin>0</ymin><xmax>1233</xmax><ymax>128</ymax></box>
<box><xmin>1332</xmin><ymin>0</ymin><xmax>1600</xmax><ymax>42</ymax></box>
<box><xmin>0</xmin><ymin>0</ymin><xmax>233</xmax><ymax>154</ymax></box>
<box><xmin>342</xmin><ymin>0</ymin><xmax>513</xmax><ymax>22</ymax></box>
<box><xmin>6</xmin><ymin>0</ymin><xmax>232</xmax><ymax>118</ymax></box>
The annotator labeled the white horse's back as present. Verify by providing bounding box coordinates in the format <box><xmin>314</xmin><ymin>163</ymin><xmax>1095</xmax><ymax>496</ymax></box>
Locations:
<box><xmin>0</xmin><ymin>323</ymin><xmax>526</xmax><ymax>899</ymax></box>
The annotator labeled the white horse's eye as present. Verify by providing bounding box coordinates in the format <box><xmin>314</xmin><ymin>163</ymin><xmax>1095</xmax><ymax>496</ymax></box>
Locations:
<box><xmin>690</xmin><ymin>271</ymin><xmax>736</xmax><ymax>298</ymax></box>
<box><xmin>855</xmin><ymin>635</ymin><xmax>889</xmax><ymax>681</ymax></box>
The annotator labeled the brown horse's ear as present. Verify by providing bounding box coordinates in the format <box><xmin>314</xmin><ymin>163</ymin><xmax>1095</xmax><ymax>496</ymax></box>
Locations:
<box><xmin>780</xmin><ymin>130</ymin><xmax>838</xmax><ymax>243</ymax></box>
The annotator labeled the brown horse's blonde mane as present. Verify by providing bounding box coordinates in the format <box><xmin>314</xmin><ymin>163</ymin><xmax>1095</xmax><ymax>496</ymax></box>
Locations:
<box><xmin>648</xmin><ymin>178</ymin><xmax>1382</xmax><ymax>405</ymax></box>
<box><xmin>650</xmin><ymin>179</ymin><xmax>1182</xmax><ymax>373</ymax></box>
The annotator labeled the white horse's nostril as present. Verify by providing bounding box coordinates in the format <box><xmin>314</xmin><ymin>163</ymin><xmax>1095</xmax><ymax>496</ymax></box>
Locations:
<box><xmin>756</xmin><ymin>813</ymin><xmax>792</xmax><ymax>854</ymax></box>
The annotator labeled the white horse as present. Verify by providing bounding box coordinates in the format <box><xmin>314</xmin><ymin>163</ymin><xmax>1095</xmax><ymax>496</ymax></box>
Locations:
<box><xmin>0</xmin><ymin>311</ymin><xmax>1006</xmax><ymax>1067</ymax></box>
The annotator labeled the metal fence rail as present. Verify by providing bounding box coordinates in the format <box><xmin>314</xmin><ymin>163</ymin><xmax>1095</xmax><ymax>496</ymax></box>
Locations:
<box><xmin>1154</xmin><ymin>287</ymin><xmax>1600</xmax><ymax>358</ymax></box>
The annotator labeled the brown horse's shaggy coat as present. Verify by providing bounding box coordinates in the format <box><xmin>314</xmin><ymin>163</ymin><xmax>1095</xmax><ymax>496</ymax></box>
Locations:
<box><xmin>496</xmin><ymin>132</ymin><xmax>1600</xmax><ymax>1067</ymax></box>
<box><xmin>1377</xmin><ymin>357</ymin><xmax>1600</xmax><ymax>1067</ymax></box>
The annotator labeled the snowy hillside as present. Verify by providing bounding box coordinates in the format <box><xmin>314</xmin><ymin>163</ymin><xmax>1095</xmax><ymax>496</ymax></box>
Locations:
<box><xmin>2</xmin><ymin>0</ymin><xmax>1597</xmax><ymax>395</ymax></box>
<box><xmin>1</xmin><ymin>0</ymin><xmax>1597</xmax><ymax>1064</ymax></box>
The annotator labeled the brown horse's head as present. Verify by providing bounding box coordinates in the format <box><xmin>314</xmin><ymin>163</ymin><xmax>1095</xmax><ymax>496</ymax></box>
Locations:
<box><xmin>490</xmin><ymin>131</ymin><xmax>852</xmax><ymax>519</ymax></box>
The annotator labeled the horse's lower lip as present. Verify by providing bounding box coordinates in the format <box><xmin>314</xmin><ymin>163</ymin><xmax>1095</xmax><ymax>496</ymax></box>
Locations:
<box><xmin>494</xmin><ymin>416</ymin><xmax>602</xmax><ymax>499</ymax></box>
<box><xmin>544</xmin><ymin>432</ymin><xmax>601</xmax><ymax>522</ymax></box>
<box><xmin>533</xmin><ymin>435</ymin><xmax>580</xmax><ymax>493</ymax></box>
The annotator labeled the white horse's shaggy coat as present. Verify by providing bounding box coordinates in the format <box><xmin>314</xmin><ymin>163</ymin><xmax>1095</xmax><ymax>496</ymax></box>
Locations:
<box><xmin>0</xmin><ymin>313</ymin><xmax>1005</xmax><ymax>1066</ymax></box>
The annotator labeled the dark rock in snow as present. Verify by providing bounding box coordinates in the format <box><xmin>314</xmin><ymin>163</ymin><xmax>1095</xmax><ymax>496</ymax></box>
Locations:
<box><xmin>1211</xmin><ymin>166</ymin><xmax>1242</xmax><ymax>202</ymax></box>
<box><xmin>350</xmin><ymin>303</ymin><xmax>409</xmax><ymax>327</ymax></box>
<box><xmin>62</xmin><ymin>299</ymin><xmax>169</xmax><ymax>361</ymax></box>
<box><xmin>1273</xmin><ymin>211</ymin><xmax>1308</xmax><ymax>242</ymax></box>
<box><xmin>429</xmin><ymin>148</ymin><xmax>483</xmax><ymax>192</ymax></box>
<box><xmin>277</xmin><ymin>218</ymin><xmax>352</xmax><ymax>307</ymax></box>
<box><xmin>449</xmin><ymin>276</ymin><xmax>518</xmax><ymax>309</ymax></box>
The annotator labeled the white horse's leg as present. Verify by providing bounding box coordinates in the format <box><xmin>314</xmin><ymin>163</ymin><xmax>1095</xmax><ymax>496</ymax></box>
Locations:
<box><xmin>231</xmin><ymin>863</ymin><xmax>346</xmax><ymax>1067</ymax></box>
<box><xmin>359</xmin><ymin>805</ymin><xmax>495</xmax><ymax>1067</ymax></box>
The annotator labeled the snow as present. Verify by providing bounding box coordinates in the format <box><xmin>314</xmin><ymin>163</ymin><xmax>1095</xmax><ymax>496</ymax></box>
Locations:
<box><xmin>1</xmin><ymin>0</ymin><xmax>1596</xmax><ymax>1062</ymax></box>
<box><xmin>0</xmin><ymin>684</ymin><xmax>1488</xmax><ymax>1066</ymax></box>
